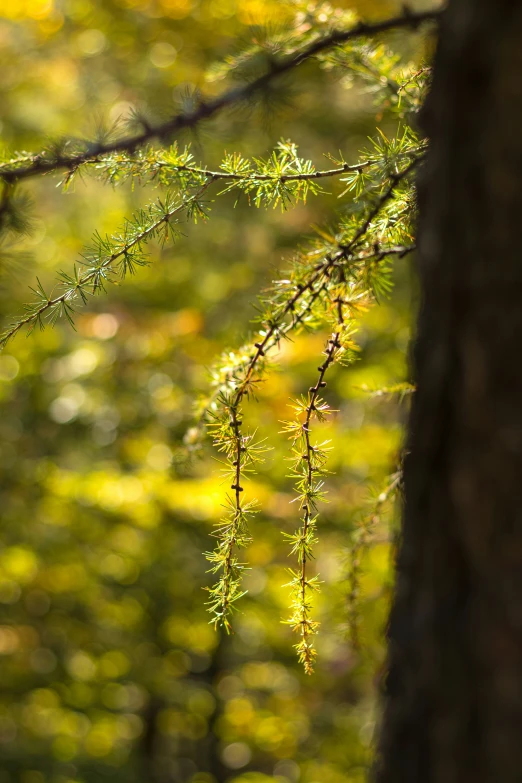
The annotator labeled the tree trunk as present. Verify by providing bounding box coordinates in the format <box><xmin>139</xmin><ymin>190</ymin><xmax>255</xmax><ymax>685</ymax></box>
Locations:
<box><xmin>375</xmin><ymin>2</ymin><xmax>522</xmax><ymax>782</ymax></box>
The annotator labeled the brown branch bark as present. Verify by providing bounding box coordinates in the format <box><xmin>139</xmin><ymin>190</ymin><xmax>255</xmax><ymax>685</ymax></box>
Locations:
<box><xmin>376</xmin><ymin>2</ymin><xmax>522</xmax><ymax>782</ymax></box>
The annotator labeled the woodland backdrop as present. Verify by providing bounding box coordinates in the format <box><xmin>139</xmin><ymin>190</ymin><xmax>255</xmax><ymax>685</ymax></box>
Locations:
<box><xmin>0</xmin><ymin>1</ymin><xmax>437</xmax><ymax>782</ymax></box>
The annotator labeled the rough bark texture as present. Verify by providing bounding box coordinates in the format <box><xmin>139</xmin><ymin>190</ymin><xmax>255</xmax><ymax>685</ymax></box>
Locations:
<box><xmin>375</xmin><ymin>2</ymin><xmax>522</xmax><ymax>782</ymax></box>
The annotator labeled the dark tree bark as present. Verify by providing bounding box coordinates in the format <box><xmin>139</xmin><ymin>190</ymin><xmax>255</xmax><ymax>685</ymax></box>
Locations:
<box><xmin>375</xmin><ymin>2</ymin><xmax>522</xmax><ymax>782</ymax></box>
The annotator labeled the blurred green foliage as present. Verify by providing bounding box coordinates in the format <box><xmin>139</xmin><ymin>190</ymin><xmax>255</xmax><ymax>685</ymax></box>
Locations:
<box><xmin>0</xmin><ymin>0</ymin><xmax>435</xmax><ymax>781</ymax></box>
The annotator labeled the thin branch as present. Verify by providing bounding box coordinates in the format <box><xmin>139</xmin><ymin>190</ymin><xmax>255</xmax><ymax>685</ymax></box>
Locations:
<box><xmin>0</xmin><ymin>8</ymin><xmax>441</xmax><ymax>185</ymax></box>
<box><xmin>159</xmin><ymin>159</ymin><xmax>373</xmax><ymax>183</ymax></box>
<box><xmin>203</xmin><ymin>153</ymin><xmax>420</xmax><ymax>638</ymax></box>
<box><xmin>198</xmin><ymin>244</ymin><xmax>414</xmax><ymax>433</ymax></box>
<box><xmin>285</xmin><ymin>322</ymin><xmax>343</xmax><ymax>674</ymax></box>
<box><xmin>0</xmin><ymin>179</ymin><xmax>214</xmax><ymax>348</ymax></box>
<box><xmin>348</xmin><ymin>470</ymin><xmax>402</xmax><ymax>649</ymax></box>
<box><xmin>340</xmin><ymin>156</ymin><xmax>420</xmax><ymax>255</ymax></box>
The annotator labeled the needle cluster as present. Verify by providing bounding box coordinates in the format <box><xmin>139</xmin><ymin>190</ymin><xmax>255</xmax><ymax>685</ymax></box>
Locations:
<box><xmin>280</xmin><ymin>298</ymin><xmax>358</xmax><ymax>672</ymax></box>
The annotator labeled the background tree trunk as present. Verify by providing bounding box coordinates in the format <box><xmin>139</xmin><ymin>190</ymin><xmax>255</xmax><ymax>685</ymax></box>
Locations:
<box><xmin>375</xmin><ymin>2</ymin><xmax>522</xmax><ymax>781</ymax></box>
